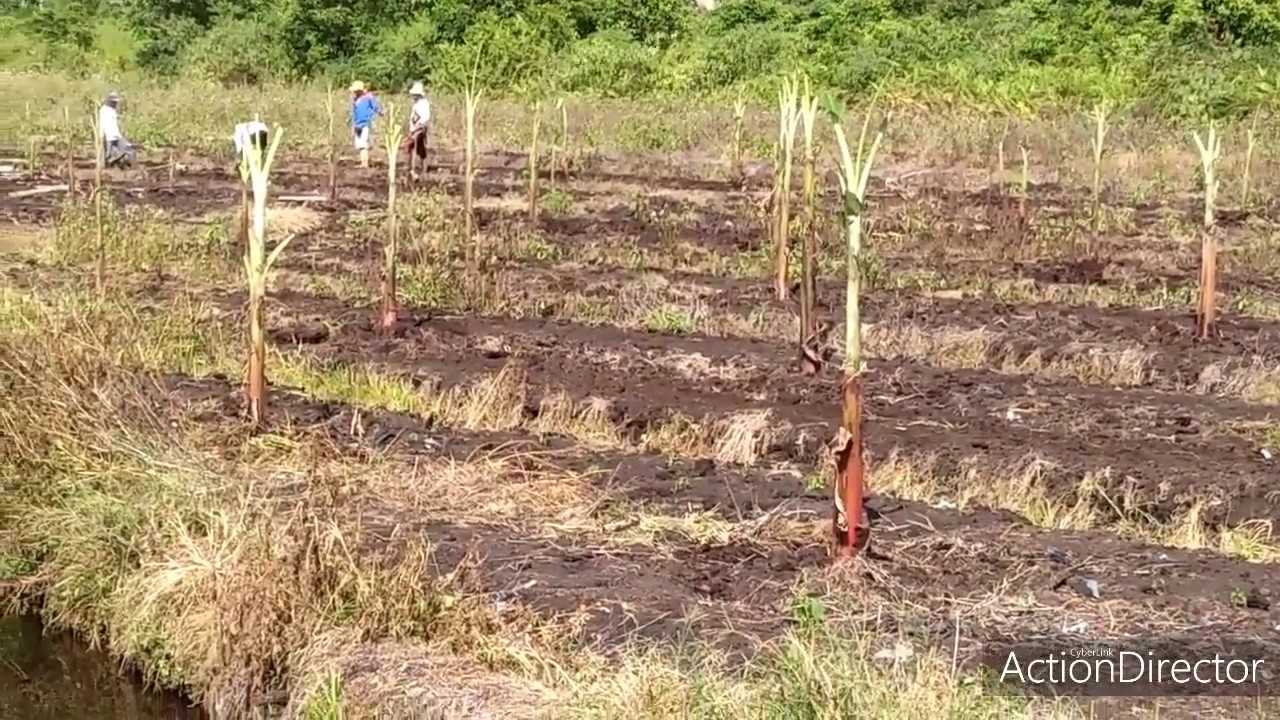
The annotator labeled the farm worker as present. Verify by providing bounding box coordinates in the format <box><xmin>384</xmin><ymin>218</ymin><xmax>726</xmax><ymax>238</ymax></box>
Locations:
<box><xmin>349</xmin><ymin>80</ymin><xmax>383</xmax><ymax>168</ymax></box>
<box><xmin>98</xmin><ymin>91</ymin><xmax>135</xmax><ymax>169</ymax></box>
<box><xmin>232</xmin><ymin>116</ymin><xmax>269</xmax><ymax>164</ymax></box>
<box><xmin>404</xmin><ymin>81</ymin><xmax>431</xmax><ymax>180</ymax></box>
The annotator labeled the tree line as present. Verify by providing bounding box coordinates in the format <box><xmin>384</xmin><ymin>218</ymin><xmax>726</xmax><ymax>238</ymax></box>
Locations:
<box><xmin>4</xmin><ymin>0</ymin><xmax>1279</xmax><ymax>117</ymax></box>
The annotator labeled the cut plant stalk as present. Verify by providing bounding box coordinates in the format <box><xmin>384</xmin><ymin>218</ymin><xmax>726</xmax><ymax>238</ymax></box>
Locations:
<box><xmin>239</xmin><ymin>126</ymin><xmax>293</xmax><ymax>425</ymax></box>
<box><xmin>236</xmin><ymin>165</ymin><xmax>250</xmax><ymax>251</ymax></box>
<box><xmin>996</xmin><ymin>117</ymin><xmax>1010</xmax><ymax>185</ymax></box>
<box><xmin>1242</xmin><ymin>113</ymin><xmax>1259</xmax><ymax>208</ymax></box>
<box><xmin>1193</xmin><ymin>121</ymin><xmax>1221</xmax><ymax>340</ymax></box>
<box><xmin>772</xmin><ymin>75</ymin><xmax>801</xmax><ymax>301</ymax></box>
<box><xmin>463</xmin><ymin>74</ymin><xmax>483</xmax><ymax>284</ymax></box>
<box><xmin>325</xmin><ymin>83</ymin><xmax>338</xmax><ymax>202</ymax></box>
<box><xmin>1019</xmin><ymin>143</ymin><xmax>1030</xmax><ymax>218</ymax></box>
<box><xmin>528</xmin><ymin>99</ymin><xmax>542</xmax><ymax>224</ymax></box>
<box><xmin>825</xmin><ymin>96</ymin><xmax>882</xmax><ymax>561</ymax></box>
<box><xmin>90</xmin><ymin>105</ymin><xmax>105</xmax><ymax>297</ymax></box>
<box><xmin>797</xmin><ymin>77</ymin><xmax>821</xmax><ymax>375</ymax></box>
<box><xmin>1019</xmin><ymin>144</ymin><xmax>1030</xmax><ymax>195</ymax></box>
<box><xmin>380</xmin><ymin>105</ymin><xmax>404</xmax><ymax>329</ymax></box>
<box><xmin>63</xmin><ymin>107</ymin><xmax>74</xmax><ymax>200</ymax></box>
<box><xmin>1089</xmin><ymin>101</ymin><xmax>1110</xmax><ymax>223</ymax></box>
<box><xmin>732</xmin><ymin>90</ymin><xmax>747</xmax><ymax>180</ymax></box>
<box><xmin>550</xmin><ymin>98</ymin><xmax>567</xmax><ymax>188</ymax></box>
<box><xmin>1245</xmin><ymin>68</ymin><xmax>1278</xmax><ymax>209</ymax></box>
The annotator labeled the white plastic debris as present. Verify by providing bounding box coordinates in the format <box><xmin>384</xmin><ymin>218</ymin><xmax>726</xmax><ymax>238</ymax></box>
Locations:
<box><xmin>1262</xmin><ymin>448</ymin><xmax>1273</xmax><ymax>460</ymax></box>
<box><xmin>1062</xmin><ymin>620</ymin><xmax>1088</xmax><ymax>634</ymax></box>
<box><xmin>873</xmin><ymin>642</ymin><xmax>914</xmax><ymax>662</ymax></box>
<box><xmin>1005</xmin><ymin>408</ymin><xmax>1019</xmax><ymax>421</ymax></box>
<box><xmin>932</xmin><ymin>498</ymin><xmax>957</xmax><ymax>510</ymax></box>
<box><xmin>1077</xmin><ymin>578</ymin><xmax>1101</xmax><ymax>599</ymax></box>
<box><xmin>492</xmin><ymin>579</ymin><xmax>538</xmax><ymax>612</ymax></box>
<box><xmin>8</xmin><ymin>184</ymin><xmax>68</xmax><ymax>198</ymax></box>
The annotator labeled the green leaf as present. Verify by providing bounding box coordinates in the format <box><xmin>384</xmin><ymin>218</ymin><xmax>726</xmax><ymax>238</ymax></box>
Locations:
<box><xmin>842</xmin><ymin>191</ymin><xmax>865</xmax><ymax>218</ymax></box>
<box><xmin>820</xmin><ymin>94</ymin><xmax>845</xmax><ymax>123</ymax></box>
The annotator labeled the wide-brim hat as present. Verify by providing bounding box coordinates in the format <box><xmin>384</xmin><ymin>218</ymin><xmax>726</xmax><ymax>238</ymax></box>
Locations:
<box><xmin>104</xmin><ymin>91</ymin><xmax>121</xmax><ymax>103</ymax></box>
<box><xmin>409</xmin><ymin>81</ymin><xmax>425</xmax><ymax>96</ymax></box>
<box><xmin>349</xmin><ymin>80</ymin><xmax>366</xmax><ymax>92</ymax></box>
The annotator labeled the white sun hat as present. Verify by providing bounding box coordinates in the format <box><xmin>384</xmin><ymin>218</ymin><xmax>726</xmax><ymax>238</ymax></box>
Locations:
<box><xmin>409</xmin><ymin>81</ymin><xmax>425</xmax><ymax>96</ymax></box>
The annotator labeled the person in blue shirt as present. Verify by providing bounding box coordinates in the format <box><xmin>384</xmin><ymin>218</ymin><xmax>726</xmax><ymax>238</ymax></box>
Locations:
<box><xmin>349</xmin><ymin>80</ymin><xmax>384</xmax><ymax>168</ymax></box>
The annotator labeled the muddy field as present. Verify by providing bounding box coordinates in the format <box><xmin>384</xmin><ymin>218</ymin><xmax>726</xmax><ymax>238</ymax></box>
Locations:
<box><xmin>4</xmin><ymin>144</ymin><xmax>1280</xmax><ymax>712</ymax></box>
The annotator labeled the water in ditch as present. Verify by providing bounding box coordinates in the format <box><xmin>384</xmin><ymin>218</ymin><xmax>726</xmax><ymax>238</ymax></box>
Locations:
<box><xmin>0</xmin><ymin>614</ymin><xmax>208</xmax><ymax>719</ymax></box>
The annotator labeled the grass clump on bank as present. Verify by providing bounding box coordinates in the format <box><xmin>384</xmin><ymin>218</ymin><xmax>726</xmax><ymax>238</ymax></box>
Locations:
<box><xmin>0</xmin><ymin>328</ymin><xmax>462</xmax><ymax>713</ymax></box>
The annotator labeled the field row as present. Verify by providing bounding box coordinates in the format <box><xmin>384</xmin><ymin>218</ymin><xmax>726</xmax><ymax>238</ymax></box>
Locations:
<box><xmin>7</xmin><ymin>152</ymin><xmax>1280</xmax><ymax>298</ymax></box>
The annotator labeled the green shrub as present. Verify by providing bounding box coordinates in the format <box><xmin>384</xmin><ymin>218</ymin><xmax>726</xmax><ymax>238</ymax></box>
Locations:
<box><xmin>4</xmin><ymin>0</ymin><xmax>1280</xmax><ymax>116</ymax></box>
<box><xmin>555</xmin><ymin>30</ymin><xmax>660</xmax><ymax>97</ymax></box>
<box><xmin>183</xmin><ymin>17</ymin><xmax>291</xmax><ymax>86</ymax></box>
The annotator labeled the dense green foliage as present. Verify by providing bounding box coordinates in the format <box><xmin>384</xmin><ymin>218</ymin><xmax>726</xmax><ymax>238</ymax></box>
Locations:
<box><xmin>3</xmin><ymin>0</ymin><xmax>1280</xmax><ymax>117</ymax></box>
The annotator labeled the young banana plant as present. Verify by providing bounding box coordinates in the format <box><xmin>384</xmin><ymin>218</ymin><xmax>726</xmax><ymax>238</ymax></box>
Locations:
<box><xmin>529</xmin><ymin>99</ymin><xmax>542</xmax><ymax>224</ymax></box>
<box><xmin>772</xmin><ymin>75</ymin><xmax>801</xmax><ymax>301</ymax></box>
<box><xmin>463</xmin><ymin>72</ymin><xmax>483</xmax><ymax>284</ymax></box>
<box><xmin>91</xmin><ymin>102</ymin><xmax>105</xmax><ymax>297</ymax></box>
<box><xmin>381</xmin><ymin>105</ymin><xmax>404</xmax><ymax>329</ymax></box>
<box><xmin>1089</xmin><ymin>100</ymin><xmax>1111</xmax><ymax>222</ymax></box>
<box><xmin>1193</xmin><ymin>121</ymin><xmax>1221</xmax><ymax>340</ymax></box>
<box><xmin>823</xmin><ymin>93</ymin><xmax>883</xmax><ymax>561</ymax></box>
<box><xmin>732</xmin><ymin>89</ymin><xmax>747</xmax><ymax>178</ymax></box>
<box><xmin>239</xmin><ymin>126</ymin><xmax>293</xmax><ymax>425</ymax></box>
<box><xmin>797</xmin><ymin>77</ymin><xmax>821</xmax><ymax>375</ymax></box>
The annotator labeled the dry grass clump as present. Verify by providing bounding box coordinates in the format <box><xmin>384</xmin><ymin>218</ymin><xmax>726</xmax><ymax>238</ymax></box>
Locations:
<box><xmin>1196</xmin><ymin>358</ymin><xmax>1280</xmax><ymax>404</ymax></box>
<box><xmin>864</xmin><ymin>321</ymin><xmax>993</xmax><ymax>369</ymax></box>
<box><xmin>289</xmin><ymin>630</ymin><xmax>556</xmax><ymax>719</ymax></box>
<box><xmin>709</xmin><ymin>409</ymin><xmax>776</xmax><ymax>466</ymax></box>
<box><xmin>866</xmin><ymin>450</ymin><xmax>1280</xmax><ymax>563</ymax></box>
<box><xmin>529</xmin><ymin>392</ymin><xmax>624</xmax><ymax>446</ymax></box>
<box><xmin>357</xmin><ymin>449</ymin><xmax>604</xmax><ymax>527</ymax></box>
<box><xmin>1001</xmin><ymin>342</ymin><xmax>1154</xmax><ymax>387</ymax></box>
<box><xmin>580</xmin><ymin>346</ymin><xmax>760</xmax><ymax>385</ymax></box>
<box><xmin>267</xmin><ymin>205</ymin><xmax>325</xmax><ymax>236</ymax></box>
<box><xmin>561</xmin><ymin>623</ymin><xmax>1067</xmax><ymax>720</ymax></box>
<box><xmin>0</xmin><ymin>329</ymin><xmax>562</xmax><ymax>717</ymax></box>
<box><xmin>861</xmin><ymin>318</ymin><xmax>1156</xmax><ymax>388</ymax></box>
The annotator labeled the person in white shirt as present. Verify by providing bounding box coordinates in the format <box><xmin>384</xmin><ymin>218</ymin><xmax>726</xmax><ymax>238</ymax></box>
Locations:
<box><xmin>98</xmin><ymin>92</ymin><xmax>135</xmax><ymax>168</ymax></box>
<box><xmin>232</xmin><ymin>117</ymin><xmax>269</xmax><ymax>165</ymax></box>
<box><xmin>403</xmin><ymin>82</ymin><xmax>431</xmax><ymax>180</ymax></box>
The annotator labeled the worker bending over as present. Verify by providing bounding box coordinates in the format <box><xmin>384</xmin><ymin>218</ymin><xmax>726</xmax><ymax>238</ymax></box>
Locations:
<box><xmin>404</xmin><ymin>82</ymin><xmax>431</xmax><ymax>181</ymax></box>
<box><xmin>232</xmin><ymin>117</ymin><xmax>269</xmax><ymax>165</ymax></box>
<box><xmin>98</xmin><ymin>91</ymin><xmax>135</xmax><ymax>168</ymax></box>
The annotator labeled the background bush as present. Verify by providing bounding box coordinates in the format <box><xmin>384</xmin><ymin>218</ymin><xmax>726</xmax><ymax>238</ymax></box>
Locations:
<box><xmin>3</xmin><ymin>0</ymin><xmax>1280</xmax><ymax>118</ymax></box>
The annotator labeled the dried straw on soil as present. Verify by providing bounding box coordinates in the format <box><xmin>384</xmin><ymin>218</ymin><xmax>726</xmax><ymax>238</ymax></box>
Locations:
<box><xmin>289</xmin><ymin>629</ymin><xmax>553</xmax><ymax>719</ymax></box>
